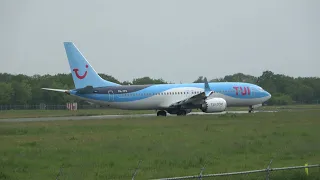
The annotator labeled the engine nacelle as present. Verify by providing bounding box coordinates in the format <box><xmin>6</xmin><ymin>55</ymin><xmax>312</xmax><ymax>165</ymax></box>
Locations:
<box><xmin>200</xmin><ymin>98</ymin><xmax>227</xmax><ymax>113</ymax></box>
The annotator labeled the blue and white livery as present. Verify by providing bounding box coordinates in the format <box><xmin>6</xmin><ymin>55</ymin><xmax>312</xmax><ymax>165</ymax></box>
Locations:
<box><xmin>42</xmin><ymin>42</ymin><xmax>271</xmax><ymax>116</ymax></box>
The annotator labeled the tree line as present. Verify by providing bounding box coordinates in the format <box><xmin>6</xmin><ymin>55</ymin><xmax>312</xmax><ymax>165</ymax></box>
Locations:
<box><xmin>0</xmin><ymin>71</ymin><xmax>319</xmax><ymax>105</ymax></box>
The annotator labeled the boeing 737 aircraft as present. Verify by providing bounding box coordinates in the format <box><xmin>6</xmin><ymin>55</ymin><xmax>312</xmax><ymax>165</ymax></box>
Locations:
<box><xmin>42</xmin><ymin>42</ymin><xmax>271</xmax><ymax>116</ymax></box>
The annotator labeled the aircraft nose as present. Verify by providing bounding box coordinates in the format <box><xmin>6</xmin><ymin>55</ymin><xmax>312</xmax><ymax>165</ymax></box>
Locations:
<box><xmin>266</xmin><ymin>91</ymin><xmax>271</xmax><ymax>99</ymax></box>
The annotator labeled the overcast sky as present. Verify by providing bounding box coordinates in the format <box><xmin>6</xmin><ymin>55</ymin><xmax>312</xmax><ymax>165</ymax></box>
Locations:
<box><xmin>1</xmin><ymin>0</ymin><xmax>319</xmax><ymax>83</ymax></box>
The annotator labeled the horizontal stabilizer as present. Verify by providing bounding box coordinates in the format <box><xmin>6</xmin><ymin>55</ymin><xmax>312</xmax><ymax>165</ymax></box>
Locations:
<box><xmin>41</xmin><ymin>88</ymin><xmax>70</xmax><ymax>94</ymax></box>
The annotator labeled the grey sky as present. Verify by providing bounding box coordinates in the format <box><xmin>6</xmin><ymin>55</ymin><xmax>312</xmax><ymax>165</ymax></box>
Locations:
<box><xmin>1</xmin><ymin>0</ymin><xmax>319</xmax><ymax>83</ymax></box>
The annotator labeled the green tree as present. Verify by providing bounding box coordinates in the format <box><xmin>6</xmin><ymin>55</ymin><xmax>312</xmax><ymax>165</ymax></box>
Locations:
<box><xmin>121</xmin><ymin>81</ymin><xmax>132</xmax><ymax>85</ymax></box>
<box><xmin>132</xmin><ymin>77</ymin><xmax>167</xmax><ymax>85</ymax></box>
<box><xmin>193</xmin><ymin>76</ymin><xmax>204</xmax><ymax>83</ymax></box>
<box><xmin>268</xmin><ymin>93</ymin><xmax>293</xmax><ymax>105</ymax></box>
<box><xmin>0</xmin><ymin>82</ymin><xmax>13</xmax><ymax>104</ymax></box>
<box><xmin>11</xmin><ymin>81</ymin><xmax>32</xmax><ymax>104</ymax></box>
<box><xmin>224</xmin><ymin>73</ymin><xmax>258</xmax><ymax>83</ymax></box>
<box><xmin>98</xmin><ymin>74</ymin><xmax>121</xmax><ymax>84</ymax></box>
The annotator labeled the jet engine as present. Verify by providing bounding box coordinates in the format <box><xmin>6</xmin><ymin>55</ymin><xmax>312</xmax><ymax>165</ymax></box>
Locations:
<box><xmin>200</xmin><ymin>98</ymin><xmax>227</xmax><ymax>113</ymax></box>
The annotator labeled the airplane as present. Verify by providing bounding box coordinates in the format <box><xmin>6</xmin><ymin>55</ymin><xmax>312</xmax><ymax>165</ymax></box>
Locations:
<box><xmin>42</xmin><ymin>42</ymin><xmax>271</xmax><ymax>116</ymax></box>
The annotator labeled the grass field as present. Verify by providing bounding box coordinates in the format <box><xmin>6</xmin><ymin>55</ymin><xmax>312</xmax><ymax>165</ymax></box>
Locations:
<box><xmin>1</xmin><ymin>104</ymin><xmax>319</xmax><ymax>119</ymax></box>
<box><xmin>0</xmin><ymin>110</ymin><xmax>320</xmax><ymax>179</ymax></box>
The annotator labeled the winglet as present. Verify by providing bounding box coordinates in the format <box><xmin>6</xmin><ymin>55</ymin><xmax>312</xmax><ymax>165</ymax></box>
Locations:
<box><xmin>204</xmin><ymin>77</ymin><xmax>213</xmax><ymax>97</ymax></box>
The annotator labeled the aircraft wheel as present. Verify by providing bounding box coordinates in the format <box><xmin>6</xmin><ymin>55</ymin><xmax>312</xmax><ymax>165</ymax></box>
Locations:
<box><xmin>157</xmin><ymin>110</ymin><xmax>167</xmax><ymax>116</ymax></box>
<box><xmin>177</xmin><ymin>110</ymin><xmax>187</xmax><ymax>116</ymax></box>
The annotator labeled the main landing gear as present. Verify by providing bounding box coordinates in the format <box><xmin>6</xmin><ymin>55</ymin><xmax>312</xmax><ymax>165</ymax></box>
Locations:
<box><xmin>157</xmin><ymin>110</ymin><xmax>167</xmax><ymax>116</ymax></box>
<box><xmin>248</xmin><ymin>105</ymin><xmax>254</xmax><ymax>113</ymax></box>
<box><xmin>156</xmin><ymin>109</ymin><xmax>187</xmax><ymax>116</ymax></box>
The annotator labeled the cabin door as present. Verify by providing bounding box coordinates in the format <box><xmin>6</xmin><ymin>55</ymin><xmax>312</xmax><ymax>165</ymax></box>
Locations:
<box><xmin>108</xmin><ymin>90</ymin><xmax>114</xmax><ymax>102</ymax></box>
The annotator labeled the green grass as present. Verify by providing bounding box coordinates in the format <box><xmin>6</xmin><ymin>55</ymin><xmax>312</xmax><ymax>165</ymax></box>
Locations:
<box><xmin>0</xmin><ymin>110</ymin><xmax>320</xmax><ymax>179</ymax></box>
<box><xmin>0</xmin><ymin>109</ymin><xmax>154</xmax><ymax>119</ymax></box>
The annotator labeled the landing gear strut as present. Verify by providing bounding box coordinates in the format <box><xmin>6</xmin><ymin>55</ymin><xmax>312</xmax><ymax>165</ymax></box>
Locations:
<box><xmin>248</xmin><ymin>105</ymin><xmax>254</xmax><ymax>113</ymax></box>
<box><xmin>157</xmin><ymin>110</ymin><xmax>167</xmax><ymax>116</ymax></box>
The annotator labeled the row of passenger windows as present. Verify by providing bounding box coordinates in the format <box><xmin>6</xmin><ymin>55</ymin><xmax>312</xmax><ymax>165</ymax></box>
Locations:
<box><xmin>116</xmin><ymin>89</ymin><xmax>245</xmax><ymax>96</ymax></box>
<box><xmin>118</xmin><ymin>91</ymin><xmax>202</xmax><ymax>96</ymax></box>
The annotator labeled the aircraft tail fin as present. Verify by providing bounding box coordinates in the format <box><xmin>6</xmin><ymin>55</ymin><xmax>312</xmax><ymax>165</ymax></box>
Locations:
<box><xmin>63</xmin><ymin>42</ymin><xmax>120</xmax><ymax>89</ymax></box>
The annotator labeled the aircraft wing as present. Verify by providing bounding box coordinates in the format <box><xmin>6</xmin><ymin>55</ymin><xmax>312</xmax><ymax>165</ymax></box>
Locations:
<box><xmin>168</xmin><ymin>77</ymin><xmax>214</xmax><ymax>108</ymax></box>
<box><xmin>168</xmin><ymin>91</ymin><xmax>207</xmax><ymax>107</ymax></box>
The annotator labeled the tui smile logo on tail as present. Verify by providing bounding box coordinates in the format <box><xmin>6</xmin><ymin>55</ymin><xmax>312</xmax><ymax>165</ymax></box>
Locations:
<box><xmin>73</xmin><ymin>65</ymin><xmax>88</xmax><ymax>79</ymax></box>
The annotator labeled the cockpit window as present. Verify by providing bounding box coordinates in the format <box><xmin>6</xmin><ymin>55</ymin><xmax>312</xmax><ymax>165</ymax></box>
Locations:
<box><xmin>257</xmin><ymin>87</ymin><xmax>264</xmax><ymax>92</ymax></box>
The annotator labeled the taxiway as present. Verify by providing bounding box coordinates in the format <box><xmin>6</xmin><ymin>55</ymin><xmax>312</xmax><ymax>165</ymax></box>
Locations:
<box><xmin>0</xmin><ymin>110</ymin><xmax>277</xmax><ymax>122</ymax></box>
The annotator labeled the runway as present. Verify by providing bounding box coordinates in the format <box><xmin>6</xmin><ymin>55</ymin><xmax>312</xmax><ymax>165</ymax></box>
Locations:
<box><xmin>0</xmin><ymin>110</ymin><xmax>277</xmax><ymax>122</ymax></box>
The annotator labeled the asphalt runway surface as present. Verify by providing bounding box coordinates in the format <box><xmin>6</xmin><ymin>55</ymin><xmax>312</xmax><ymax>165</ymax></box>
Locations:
<box><xmin>0</xmin><ymin>110</ymin><xmax>277</xmax><ymax>122</ymax></box>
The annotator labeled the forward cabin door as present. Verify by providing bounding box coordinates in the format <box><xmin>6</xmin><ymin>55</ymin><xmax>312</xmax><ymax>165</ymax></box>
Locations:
<box><xmin>108</xmin><ymin>90</ymin><xmax>114</xmax><ymax>102</ymax></box>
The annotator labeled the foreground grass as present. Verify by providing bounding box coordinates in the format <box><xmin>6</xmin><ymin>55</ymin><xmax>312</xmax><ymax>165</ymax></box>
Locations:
<box><xmin>0</xmin><ymin>110</ymin><xmax>320</xmax><ymax>180</ymax></box>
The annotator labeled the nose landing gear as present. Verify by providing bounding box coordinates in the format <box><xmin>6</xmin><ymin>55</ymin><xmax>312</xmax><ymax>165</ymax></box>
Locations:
<box><xmin>248</xmin><ymin>105</ymin><xmax>254</xmax><ymax>113</ymax></box>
